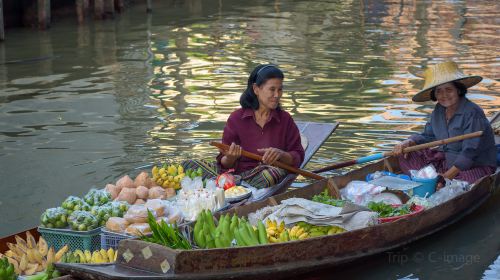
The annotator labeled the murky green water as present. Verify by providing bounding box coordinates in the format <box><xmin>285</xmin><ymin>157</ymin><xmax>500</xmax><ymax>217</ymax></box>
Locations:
<box><xmin>0</xmin><ymin>0</ymin><xmax>499</xmax><ymax>278</ymax></box>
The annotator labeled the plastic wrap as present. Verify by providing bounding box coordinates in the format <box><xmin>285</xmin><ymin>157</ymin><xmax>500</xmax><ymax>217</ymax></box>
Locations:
<box><xmin>40</xmin><ymin>207</ymin><xmax>69</xmax><ymax>228</ymax></box>
<box><xmin>61</xmin><ymin>196</ymin><xmax>90</xmax><ymax>214</ymax></box>
<box><xmin>340</xmin><ymin>180</ymin><xmax>386</xmax><ymax>206</ymax></box>
<box><xmin>84</xmin><ymin>188</ymin><xmax>112</xmax><ymax>206</ymax></box>
<box><xmin>105</xmin><ymin>217</ymin><xmax>129</xmax><ymax>233</ymax></box>
<box><xmin>125</xmin><ymin>223</ymin><xmax>151</xmax><ymax>236</ymax></box>
<box><xmin>124</xmin><ymin>205</ymin><xmax>156</xmax><ymax>224</ymax></box>
<box><xmin>68</xmin><ymin>210</ymin><xmax>99</xmax><ymax>231</ymax></box>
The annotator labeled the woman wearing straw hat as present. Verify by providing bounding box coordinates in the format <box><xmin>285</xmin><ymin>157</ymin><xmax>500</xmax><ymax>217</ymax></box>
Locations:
<box><xmin>392</xmin><ymin>61</ymin><xmax>496</xmax><ymax>189</ymax></box>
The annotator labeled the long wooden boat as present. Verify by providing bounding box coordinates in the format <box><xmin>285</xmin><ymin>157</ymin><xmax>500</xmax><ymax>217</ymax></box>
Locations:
<box><xmin>53</xmin><ymin>113</ymin><xmax>500</xmax><ymax>279</ymax></box>
<box><xmin>0</xmin><ymin>121</ymin><xmax>338</xmax><ymax>253</ymax></box>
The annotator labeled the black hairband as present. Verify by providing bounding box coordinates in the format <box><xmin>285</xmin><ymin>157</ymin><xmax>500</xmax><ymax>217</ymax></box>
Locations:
<box><xmin>256</xmin><ymin>64</ymin><xmax>276</xmax><ymax>77</ymax></box>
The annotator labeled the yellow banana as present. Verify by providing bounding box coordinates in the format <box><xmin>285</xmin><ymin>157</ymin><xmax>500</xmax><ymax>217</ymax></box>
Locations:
<box><xmin>100</xmin><ymin>249</ymin><xmax>108</xmax><ymax>262</ymax></box>
<box><xmin>37</xmin><ymin>237</ymin><xmax>49</xmax><ymax>257</ymax></box>
<box><xmin>84</xmin><ymin>250</ymin><xmax>92</xmax><ymax>263</ymax></box>
<box><xmin>107</xmin><ymin>248</ymin><xmax>115</xmax><ymax>263</ymax></box>
<box><xmin>46</xmin><ymin>247</ymin><xmax>55</xmax><ymax>265</ymax></box>
<box><xmin>55</xmin><ymin>245</ymin><xmax>69</xmax><ymax>262</ymax></box>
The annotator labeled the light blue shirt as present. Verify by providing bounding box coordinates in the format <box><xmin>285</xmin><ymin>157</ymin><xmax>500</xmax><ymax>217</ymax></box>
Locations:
<box><xmin>409</xmin><ymin>97</ymin><xmax>496</xmax><ymax>170</ymax></box>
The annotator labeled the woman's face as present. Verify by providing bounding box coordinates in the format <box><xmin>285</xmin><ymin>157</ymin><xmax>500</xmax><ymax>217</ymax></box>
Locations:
<box><xmin>253</xmin><ymin>78</ymin><xmax>283</xmax><ymax>111</ymax></box>
<box><xmin>435</xmin><ymin>82</ymin><xmax>460</xmax><ymax>108</ymax></box>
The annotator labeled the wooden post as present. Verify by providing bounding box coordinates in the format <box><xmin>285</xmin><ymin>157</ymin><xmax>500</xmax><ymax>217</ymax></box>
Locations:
<box><xmin>114</xmin><ymin>0</ymin><xmax>124</xmax><ymax>12</ymax></box>
<box><xmin>104</xmin><ymin>0</ymin><xmax>115</xmax><ymax>17</ymax></box>
<box><xmin>94</xmin><ymin>0</ymin><xmax>104</xmax><ymax>19</ymax></box>
<box><xmin>75</xmin><ymin>0</ymin><xmax>87</xmax><ymax>23</ymax></box>
<box><xmin>0</xmin><ymin>0</ymin><xmax>4</xmax><ymax>41</ymax></box>
<box><xmin>37</xmin><ymin>0</ymin><xmax>51</xmax><ymax>29</ymax></box>
<box><xmin>146</xmin><ymin>0</ymin><xmax>152</xmax><ymax>13</ymax></box>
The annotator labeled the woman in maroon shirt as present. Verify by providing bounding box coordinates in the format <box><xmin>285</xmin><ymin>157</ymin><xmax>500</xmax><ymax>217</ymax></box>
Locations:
<box><xmin>183</xmin><ymin>64</ymin><xmax>305</xmax><ymax>188</ymax></box>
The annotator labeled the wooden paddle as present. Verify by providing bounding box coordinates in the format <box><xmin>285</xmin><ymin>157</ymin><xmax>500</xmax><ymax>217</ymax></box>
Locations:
<box><xmin>209</xmin><ymin>142</ymin><xmax>325</xmax><ymax>180</ymax></box>
<box><xmin>313</xmin><ymin>131</ymin><xmax>484</xmax><ymax>173</ymax></box>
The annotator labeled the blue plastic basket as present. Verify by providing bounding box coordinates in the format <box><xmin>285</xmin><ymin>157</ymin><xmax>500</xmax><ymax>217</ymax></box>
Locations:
<box><xmin>410</xmin><ymin>177</ymin><xmax>438</xmax><ymax>198</ymax></box>
<box><xmin>100</xmin><ymin>228</ymin><xmax>133</xmax><ymax>250</ymax></box>
<box><xmin>38</xmin><ymin>226</ymin><xmax>102</xmax><ymax>252</ymax></box>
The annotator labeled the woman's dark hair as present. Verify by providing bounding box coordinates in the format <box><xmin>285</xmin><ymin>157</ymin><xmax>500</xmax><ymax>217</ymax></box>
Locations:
<box><xmin>430</xmin><ymin>81</ymin><xmax>467</xmax><ymax>101</ymax></box>
<box><xmin>240</xmin><ymin>64</ymin><xmax>284</xmax><ymax>110</ymax></box>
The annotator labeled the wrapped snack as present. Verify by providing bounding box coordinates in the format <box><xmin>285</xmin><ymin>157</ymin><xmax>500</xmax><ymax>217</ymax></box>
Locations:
<box><xmin>116</xmin><ymin>175</ymin><xmax>135</xmax><ymax>189</ymax></box>
<box><xmin>106</xmin><ymin>217</ymin><xmax>129</xmax><ymax>233</ymax></box>
<box><xmin>148</xmin><ymin>186</ymin><xmax>166</xmax><ymax>199</ymax></box>
<box><xmin>40</xmin><ymin>207</ymin><xmax>68</xmax><ymax>228</ymax></box>
<box><xmin>124</xmin><ymin>205</ymin><xmax>156</xmax><ymax>224</ymax></box>
<box><xmin>117</xmin><ymin>187</ymin><xmax>137</xmax><ymax>204</ymax></box>
<box><xmin>144</xmin><ymin>199</ymin><xmax>166</xmax><ymax>217</ymax></box>
<box><xmin>136</xmin><ymin>186</ymin><xmax>149</xmax><ymax>199</ymax></box>
<box><xmin>105</xmin><ymin>184</ymin><xmax>121</xmax><ymax>200</ymax></box>
<box><xmin>68</xmin><ymin>210</ymin><xmax>99</xmax><ymax>231</ymax></box>
<box><xmin>125</xmin><ymin>223</ymin><xmax>151</xmax><ymax>236</ymax></box>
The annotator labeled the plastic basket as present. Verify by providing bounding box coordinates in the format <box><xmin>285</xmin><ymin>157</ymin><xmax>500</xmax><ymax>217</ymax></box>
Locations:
<box><xmin>100</xmin><ymin>228</ymin><xmax>133</xmax><ymax>250</ymax></box>
<box><xmin>378</xmin><ymin>204</ymin><xmax>425</xmax><ymax>223</ymax></box>
<box><xmin>37</xmin><ymin>226</ymin><xmax>102</xmax><ymax>252</ymax></box>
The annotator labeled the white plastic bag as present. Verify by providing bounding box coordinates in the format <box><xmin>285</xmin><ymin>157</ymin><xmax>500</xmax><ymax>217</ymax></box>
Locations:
<box><xmin>410</xmin><ymin>164</ymin><xmax>438</xmax><ymax>179</ymax></box>
<box><xmin>340</xmin><ymin>181</ymin><xmax>386</xmax><ymax>206</ymax></box>
<box><xmin>428</xmin><ymin>179</ymin><xmax>468</xmax><ymax>206</ymax></box>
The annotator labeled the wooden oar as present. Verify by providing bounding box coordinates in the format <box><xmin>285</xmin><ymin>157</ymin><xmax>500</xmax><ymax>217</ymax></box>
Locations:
<box><xmin>313</xmin><ymin>131</ymin><xmax>483</xmax><ymax>173</ymax></box>
<box><xmin>209</xmin><ymin>142</ymin><xmax>325</xmax><ymax>180</ymax></box>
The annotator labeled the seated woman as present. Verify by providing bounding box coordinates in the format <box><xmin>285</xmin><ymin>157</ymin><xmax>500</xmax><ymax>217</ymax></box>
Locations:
<box><xmin>393</xmin><ymin>61</ymin><xmax>496</xmax><ymax>189</ymax></box>
<box><xmin>184</xmin><ymin>64</ymin><xmax>305</xmax><ymax>188</ymax></box>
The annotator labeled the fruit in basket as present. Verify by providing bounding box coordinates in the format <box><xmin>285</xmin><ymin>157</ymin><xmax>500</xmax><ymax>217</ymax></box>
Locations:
<box><xmin>68</xmin><ymin>211</ymin><xmax>99</xmax><ymax>231</ymax></box>
<box><xmin>84</xmin><ymin>188</ymin><xmax>112</xmax><ymax>206</ymax></box>
<box><xmin>61</xmin><ymin>196</ymin><xmax>90</xmax><ymax>215</ymax></box>
<box><xmin>40</xmin><ymin>207</ymin><xmax>68</xmax><ymax>229</ymax></box>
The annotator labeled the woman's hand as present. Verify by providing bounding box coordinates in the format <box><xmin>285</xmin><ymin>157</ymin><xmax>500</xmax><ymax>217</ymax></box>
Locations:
<box><xmin>436</xmin><ymin>166</ymin><xmax>460</xmax><ymax>190</ymax></box>
<box><xmin>257</xmin><ymin>147</ymin><xmax>285</xmax><ymax>165</ymax></box>
<box><xmin>392</xmin><ymin>139</ymin><xmax>416</xmax><ymax>158</ymax></box>
<box><xmin>220</xmin><ymin>143</ymin><xmax>241</xmax><ymax>168</ymax></box>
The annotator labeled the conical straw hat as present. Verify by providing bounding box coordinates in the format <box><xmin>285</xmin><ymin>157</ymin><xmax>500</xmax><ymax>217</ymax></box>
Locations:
<box><xmin>412</xmin><ymin>61</ymin><xmax>482</xmax><ymax>102</ymax></box>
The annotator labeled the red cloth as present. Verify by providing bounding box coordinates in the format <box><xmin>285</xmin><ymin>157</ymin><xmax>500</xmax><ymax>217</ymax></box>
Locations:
<box><xmin>216</xmin><ymin>108</ymin><xmax>305</xmax><ymax>174</ymax></box>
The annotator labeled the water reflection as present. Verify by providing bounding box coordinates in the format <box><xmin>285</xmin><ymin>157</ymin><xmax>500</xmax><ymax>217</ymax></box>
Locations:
<box><xmin>0</xmin><ymin>0</ymin><xmax>499</xmax><ymax>278</ymax></box>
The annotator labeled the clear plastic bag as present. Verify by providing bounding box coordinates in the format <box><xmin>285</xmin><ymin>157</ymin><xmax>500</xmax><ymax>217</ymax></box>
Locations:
<box><xmin>124</xmin><ymin>205</ymin><xmax>156</xmax><ymax>224</ymax></box>
<box><xmin>84</xmin><ymin>188</ymin><xmax>112</xmax><ymax>206</ymax></box>
<box><xmin>428</xmin><ymin>179</ymin><xmax>468</xmax><ymax>206</ymax></box>
<box><xmin>61</xmin><ymin>196</ymin><xmax>90</xmax><ymax>213</ymax></box>
<box><xmin>68</xmin><ymin>210</ymin><xmax>99</xmax><ymax>231</ymax></box>
<box><xmin>40</xmin><ymin>207</ymin><xmax>68</xmax><ymax>228</ymax></box>
<box><xmin>410</xmin><ymin>164</ymin><xmax>438</xmax><ymax>179</ymax></box>
<box><xmin>109</xmin><ymin>201</ymin><xmax>130</xmax><ymax>217</ymax></box>
<box><xmin>340</xmin><ymin>181</ymin><xmax>386</xmax><ymax>206</ymax></box>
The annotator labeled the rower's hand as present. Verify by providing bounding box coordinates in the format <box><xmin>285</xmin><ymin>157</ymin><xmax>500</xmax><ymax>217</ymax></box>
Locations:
<box><xmin>392</xmin><ymin>139</ymin><xmax>415</xmax><ymax>158</ymax></box>
<box><xmin>220</xmin><ymin>143</ymin><xmax>242</xmax><ymax>161</ymax></box>
<box><xmin>257</xmin><ymin>147</ymin><xmax>284</xmax><ymax>165</ymax></box>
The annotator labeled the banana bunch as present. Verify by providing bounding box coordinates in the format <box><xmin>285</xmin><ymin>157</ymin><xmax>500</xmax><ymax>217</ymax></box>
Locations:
<box><xmin>151</xmin><ymin>164</ymin><xmax>185</xmax><ymax>190</ymax></box>
<box><xmin>265</xmin><ymin>220</ymin><xmax>288</xmax><ymax>243</ymax></box>
<box><xmin>296</xmin><ymin>221</ymin><xmax>346</xmax><ymax>237</ymax></box>
<box><xmin>59</xmin><ymin>248</ymin><xmax>117</xmax><ymax>264</ymax></box>
<box><xmin>1</xmin><ymin>232</ymin><xmax>67</xmax><ymax>276</ymax></box>
<box><xmin>289</xmin><ymin>225</ymin><xmax>309</xmax><ymax>240</ymax></box>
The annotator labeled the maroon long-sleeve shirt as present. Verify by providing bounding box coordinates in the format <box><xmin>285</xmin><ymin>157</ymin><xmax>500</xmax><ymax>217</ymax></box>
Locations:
<box><xmin>216</xmin><ymin>108</ymin><xmax>305</xmax><ymax>174</ymax></box>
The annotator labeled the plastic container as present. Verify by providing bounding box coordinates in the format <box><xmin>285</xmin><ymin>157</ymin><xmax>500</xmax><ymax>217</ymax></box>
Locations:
<box><xmin>378</xmin><ymin>204</ymin><xmax>425</xmax><ymax>223</ymax></box>
<box><xmin>38</xmin><ymin>226</ymin><xmax>102</xmax><ymax>252</ymax></box>
<box><xmin>366</xmin><ymin>171</ymin><xmax>411</xmax><ymax>182</ymax></box>
<box><xmin>409</xmin><ymin>177</ymin><xmax>438</xmax><ymax>198</ymax></box>
<box><xmin>100</xmin><ymin>228</ymin><xmax>133</xmax><ymax>250</ymax></box>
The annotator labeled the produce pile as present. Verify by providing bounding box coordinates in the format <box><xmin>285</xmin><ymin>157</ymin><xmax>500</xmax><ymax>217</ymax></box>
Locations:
<box><xmin>106</xmin><ymin>172</ymin><xmax>176</xmax><ymax>205</ymax></box>
<box><xmin>40</xmin><ymin>191</ymin><xmax>130</xmax><ymax>231</ymax></box>
<box><xmin>151</xmin><ymin>163</ymin><xmax>203</xmax><ymax>190</ymax></box>
<box><xmin>192</xmin><ymin>210</ymin><xmax>347</xmax><ymax>249</ymax></box>
<box><xmin>366</xmin><ymin>201</ymin><xmax>412</xmax><ymax>218</ymax></box>
<box><xmin>0</xmin><ymin>232</ymin><xmax>66</xmax><ymax>276</ymax></box>
<box><xmin>311</xmin><ymin>189</ymin><xmax>346</xmax><ymax>207</ymax></box>
<box><xmin>140</xmin><ymin>211</ymin><xmax>191</xmax><ymax>249</ymax></box>
<box><xmin>58</xmin><ymin>248</ymin><xmax>117</xmax><ymax>264</ymax></box>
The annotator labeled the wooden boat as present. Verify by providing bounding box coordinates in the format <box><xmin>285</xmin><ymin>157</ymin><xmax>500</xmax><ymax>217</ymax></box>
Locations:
<box><xmin>0</xmin><ymin>121</ymin><xmax>337</xmax><ymax>252</ymax></box>
<box><xmin>53</xmin><ymin>113</ymin><xmax>500</xmax><ymax>279</ymax></box>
